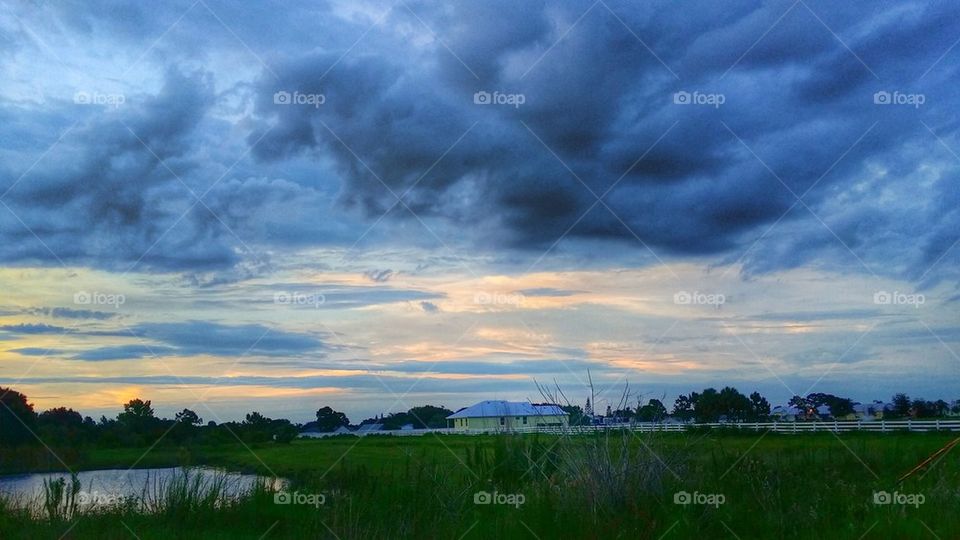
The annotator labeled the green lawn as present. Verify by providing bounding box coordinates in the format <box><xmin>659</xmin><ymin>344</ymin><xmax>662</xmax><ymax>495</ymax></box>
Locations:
<box><xmin>2</xmin><ymin>431</ymin><xmax>959</xmax><ymax>539</ymax></box>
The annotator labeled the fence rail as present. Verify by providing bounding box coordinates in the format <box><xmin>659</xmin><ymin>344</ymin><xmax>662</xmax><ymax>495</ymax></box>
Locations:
<box><xmin>302</xmin><ymin>419</ymin><xmax>960</xmax><ymax>438</ymax></box>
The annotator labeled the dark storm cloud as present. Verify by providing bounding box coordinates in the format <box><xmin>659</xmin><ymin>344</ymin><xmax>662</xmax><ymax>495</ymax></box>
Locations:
<box><xmin>241</xmin><ymin>0</ymin><xmax>960</xmax><ymax>284</ymax></box>
<box><xmin>0</xmin><ymin>68</ymin><xmax>234</xmax><ymax>271</ymax></box>
<box><xmin>2</xmin><ymin>0</ymin><xmax>959</xmax><ymax>285</ymax></box>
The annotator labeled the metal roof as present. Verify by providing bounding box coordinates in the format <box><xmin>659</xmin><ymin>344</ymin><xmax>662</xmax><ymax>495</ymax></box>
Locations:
<box><xmin>446</xmin><ymin>400</ymin><xmax>566</xmax><ymax>419</ymax></box>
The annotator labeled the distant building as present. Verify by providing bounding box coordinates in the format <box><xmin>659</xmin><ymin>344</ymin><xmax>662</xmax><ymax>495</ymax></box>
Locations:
<box><xmin>852</xmin><ymin>402</ymin><xmax>884</xmax><ymax>421</ymax></box>
<box><xmin>447</xmin><ymin>400</ymin><xmax>568</xmax><ymax>430</ymax></box>
<box><xmin>355</xmin><ymin>423</ymin><xmax>383</xmax><ymax>434</ymax></box>
<box><xmin>300</xmin><ymin>424</ymin><xmax>353</xmax><ymax>438</ymax></box>
<box><xmin>771</xmin><ymin>405</ymin><xmax>802</xmax><ymax>421</ymax></box>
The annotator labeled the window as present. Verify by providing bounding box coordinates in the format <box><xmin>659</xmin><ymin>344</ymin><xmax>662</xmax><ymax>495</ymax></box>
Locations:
<box><xmin>522</xmin><ymin>416</ymin><xmax>527</xmax><ymax>424</ymax></box>
<box><xmin>500</xmin><ymin>417</ymin><xmax>505</xmax><ymax>425</ymax></box>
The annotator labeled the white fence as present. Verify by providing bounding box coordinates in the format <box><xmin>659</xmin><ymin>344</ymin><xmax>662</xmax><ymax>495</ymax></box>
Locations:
<box><xmin>302</xmin><ymin>419</ymin><xmax>960</xmax><ymax>438</ymax></box>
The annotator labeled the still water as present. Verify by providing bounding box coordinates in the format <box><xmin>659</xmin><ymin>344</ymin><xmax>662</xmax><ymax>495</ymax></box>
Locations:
<box><xmin>0</xmin><ymin>467</ymin><xmax>283</xmax><ymax>513</ymax></box>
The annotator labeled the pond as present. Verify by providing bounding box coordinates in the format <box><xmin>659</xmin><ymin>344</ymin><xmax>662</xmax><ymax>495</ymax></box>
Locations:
<box><xmin>0</xmin><ymin>467</ymin><xmax>284</xmax><ymax>515</ymax></box>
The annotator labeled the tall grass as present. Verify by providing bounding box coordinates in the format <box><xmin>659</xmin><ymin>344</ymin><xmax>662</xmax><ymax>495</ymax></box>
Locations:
<box><xmin>41</xmin><ymin>473</ymin><xmax>80</xmax><ymax>520</ymax></box>
<box><xmin>1</xmin><ymin>434</ymin><xmax>958</xmax><ymax>538</ymax></box>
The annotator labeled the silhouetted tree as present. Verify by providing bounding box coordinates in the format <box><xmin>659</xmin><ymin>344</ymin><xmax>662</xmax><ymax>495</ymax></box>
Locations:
<box><xmin>934</xmin><ymin>400</ymin><xmax>950</xmax><ymax>416</ymax></box>
<box><xmin>636</xmin><ymin>399</ymin><xmax>667</xmax><ymax>422</ymax></box>
<box><xmin>407</xmin><ymin>405</ymin><xmax>454</xmax><ymax>429</ymax></box>
<box><xmin>118</xmin><ymin>399</ymin><xmax>155</xmax><ymax>426</ymax></box>
<box><xmin>175</xmin><ymin>408</ymin><xmax>202</xmax><ymax>426</ymax></box>
<box><xmin>749</xmin><ymin>392</ymin><xmax>771</xmax><ymax>420</ymax></box>
<box><xmin>560</xmin><ymin>405</ymin><xmax>587</xmax><ymax>425</ymax></box>
<box><xmin>892</xmin><ymin>393</ymin><xmax>912</xmax><ymax>417</ymax></box>
<box><xmin>806</xmin><ymin>393</ymin><xmax>854</xmax><ymax>418</ymax></box>
<box><xmin>0</xmin><ymin>387</ymin><xmax>37</xmax><ymax>446</ymax></box>
<box><xmin>672</xmin><ymin>394</ymin><xmax>694</xmax><ymax>421</ymax></box>
<box><xmin>38</xmin><ymin>407</ymin><xmax>86</xmax><ymax>444</ymax></box>
<box><xmin>314</xmin><ymin>406</ymin><xmax>350</xmax><ymax>432</ymax></box>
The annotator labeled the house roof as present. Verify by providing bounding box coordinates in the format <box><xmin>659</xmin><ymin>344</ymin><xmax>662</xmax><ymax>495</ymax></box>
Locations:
<box><xmin>355</xmin><ymin>423</ymin><xmax>383</xmax><ymax>433</ymax></box>
<box><xmin>446</xmin><ymin>400</ymin><xmax>566</xmax><ymax>419</ymax></box>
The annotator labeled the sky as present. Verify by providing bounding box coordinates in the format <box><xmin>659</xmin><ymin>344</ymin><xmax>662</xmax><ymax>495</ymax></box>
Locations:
<box><xmin>0</xmin><ymin>0</ymin><xmax>958</xmax><ymax>423</ymax></box>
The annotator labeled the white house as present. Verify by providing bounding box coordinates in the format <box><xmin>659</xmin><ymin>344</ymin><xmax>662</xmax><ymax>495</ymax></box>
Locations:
<box><xmin>447</xmin><ymin>400</ymin><xmax>568</xmax><ymax>431</ymax></box>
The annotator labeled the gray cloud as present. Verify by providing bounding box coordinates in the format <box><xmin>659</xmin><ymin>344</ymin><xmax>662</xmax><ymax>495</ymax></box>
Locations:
<box><xmin>1</xmin><ymin>1</ymin><xmax>957</xmax><ymax>287</ymax></box>
<box><xmin>28</xmin><ymin>307</ymin><xmax>119</xmax><ymax>320</ymax></box>
<box><xmin>72</xmin><ymin>344</ymin><xmax>177</xmax><ymax>361</ymax></box>
<box><xmin>517</xmin><ymin>288</ymin><xmax>583</xmax><ymax>297</ymax></box>
<box><xmin>235</xmin><ymin>0</ymin><xmax>960</xmax><ymax>286</ymax></box>
<box><xmin>363</xmin><ymin>269</ymin><xmax>394</xmax><ymax>283</ymax></box>
<box><xmin>0</xmin><ymin>323</ymin><xmax>72</xmax><ymax>335</ymax></box>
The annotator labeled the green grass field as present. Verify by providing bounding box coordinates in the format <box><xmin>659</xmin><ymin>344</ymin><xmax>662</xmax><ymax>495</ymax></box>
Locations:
<box><xmin>2</xmin><ymin>431</ymin><xmax>959</xmax><ymax>539</ymax></box>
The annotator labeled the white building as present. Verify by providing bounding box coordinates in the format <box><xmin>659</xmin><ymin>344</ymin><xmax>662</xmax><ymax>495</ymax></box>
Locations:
<box><xmin>447</xmin><ymin>400</ymin><xmax>568</xmax><ymax>431</ymax></box>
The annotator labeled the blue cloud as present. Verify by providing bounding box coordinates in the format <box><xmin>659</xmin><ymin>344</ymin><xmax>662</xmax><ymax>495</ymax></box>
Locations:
<box><xmin>127</xmin><ymin>321</ymin><xmax>326</xmax><ymax>357</ymax></box>
<box><xmin>0</xmin><ymin>323</ymin><xmax>72</xmax><ymax>335</ymax></box>
<box><xmin>72</xmin><ymin>345</ymin><xmax>177</xmax><ymax>361</ymax></box>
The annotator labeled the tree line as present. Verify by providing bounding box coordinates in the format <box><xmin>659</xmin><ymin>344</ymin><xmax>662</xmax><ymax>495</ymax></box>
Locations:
<box><xmin>2</xmin><ymin>385</ymin><xmax>958</xmax><ymax>451</ymax></box>
<box><xmin>0</xmin><ymin>386</ymin><xmax>455</xmax><ymax>450</ymax></box>
<box><xmin>0</xmin><ymin>389</ymin><xmax>305</xmax><ymax>449</ymax></box>
<box><xmin>559</xmin><ymin>387</ymin><xmax>960</xmax><ymax>425</ymax></box>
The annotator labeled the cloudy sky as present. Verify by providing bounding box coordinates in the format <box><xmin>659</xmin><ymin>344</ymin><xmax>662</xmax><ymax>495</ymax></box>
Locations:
<box><xmin>1</xmin><ymin>0</ymin><xmax>958</xmax><ymax>423</ymax></box>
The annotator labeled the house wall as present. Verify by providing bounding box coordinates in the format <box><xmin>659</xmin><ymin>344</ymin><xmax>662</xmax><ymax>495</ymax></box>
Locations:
<box><xmin>452</xmin><ymin>415</ymin><xmax>568</xmax><ymax>430</ymax></box>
